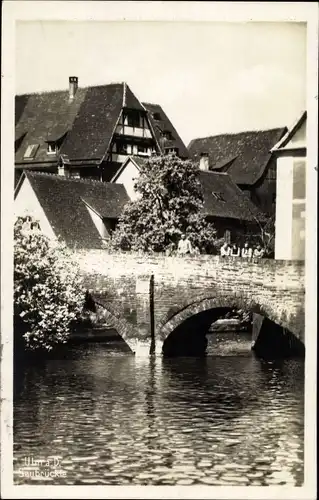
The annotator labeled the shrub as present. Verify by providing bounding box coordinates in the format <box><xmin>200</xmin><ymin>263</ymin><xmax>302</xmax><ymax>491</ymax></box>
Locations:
<box><xmin>14</xmin><ymin>215</ymin><xmax>85</xmax><ymax>351</ymax></box>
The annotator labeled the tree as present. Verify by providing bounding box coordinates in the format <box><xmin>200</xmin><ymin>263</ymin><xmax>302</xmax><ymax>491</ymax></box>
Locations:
<box><xmin>248</xmin><ymin>214</ymin><xmax>275</xmax><ymax>257</ymax></box>
<box><xmin>256</xmin><ymin>214</ymin><xmax>275</xmax><ymax>257</ymax></box>
<box><xmin>112</xmin><ymin>154</ymin><xmax>217</xmax><ymax>253</ymax></box>
<box><xmin>14</xmin><ymin>215</ymin><xmax>85</xmax><ymax>351</ymax></box>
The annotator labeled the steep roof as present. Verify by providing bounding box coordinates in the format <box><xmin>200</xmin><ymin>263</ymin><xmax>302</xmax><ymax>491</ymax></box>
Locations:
<box><xmin>15</xmin><ymin>82</ymin><xmax>146</xmax><ymax>166</ymax></box>
<box><xmin>188</xmin><ymin>127</ymin><xmax>287</xmax><ymax>185</ymax></box>
<box><xmin>199</xmin><ymin>171</ymin><xmax>265</xmax><ymax>221</ymax></box>
<box><xmin>271</xmin><ymin>111</ymin><xmax>307</xmax><ymax>152</ymax></box>
<box><xmin>60</xmin><ymin>84</ymin><xmax>124</xmax><ymax>162</ymax></box>
<box><xmin>15</xmin><ymin>83</ymin><xmax>189</xmax><ymax>170</ymax></box>
<box><xmin>16</xmin><ymin>172</ymin><xmax>130</xmax><ymax>249</ymax></box>
<box><xmin>15</xmin><ymin>88</ymin><xmax>87</xmax><ymax>164</ymax></box>
<box><xmin>143</xmin><ymin>103</ymin><xmax>189</xmax><ymax>158</ymax></box>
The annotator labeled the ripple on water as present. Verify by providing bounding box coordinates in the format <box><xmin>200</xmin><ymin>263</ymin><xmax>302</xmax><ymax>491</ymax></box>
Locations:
<box><xmin>13</xmin><ymin>346</ymin><xmax>304</xmax><ymax>486</ymax></box>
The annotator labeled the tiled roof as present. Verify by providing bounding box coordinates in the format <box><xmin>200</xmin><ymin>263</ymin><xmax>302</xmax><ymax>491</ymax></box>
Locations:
<box><xmin>15</xmin><ymin>83</ymin><xmax>189</xmax><ymax>169</ymax></box>
<box><xmin>17</xmin><ymin>172</ymin><xmax>130</xmax><ymax>249</ymax></box>
<box><xmin>15</xmin><ymin>88</ymin><xmax>87</xmax><ymax>164</ymax></box>
<box><xmin>60</xmin><ymin>84</ymin><xmax>124</xmax><ymax>161</ymax></box>
<box><xmin>188</xmin><ymin>128</ymin><xmax>287</xmax><ymax>185</ymax></box>
<box><xmin>123</xmin><ymin>83</ymin><xmax>146</xmax><ymax>111</ymax></box>
<box><xmin>15</xmin><ymin>83</ymin><xmax>145</xmax><ymax>166</ymax></box>
<box><xmin>143</xmin><ymin>103</ymin><xmax>189</xmax><ymax>158</ymax></box>
<box><xmin>199</xmin><ymin>171</ymin><xmax>265</xmax><ymax>221</ymax></box>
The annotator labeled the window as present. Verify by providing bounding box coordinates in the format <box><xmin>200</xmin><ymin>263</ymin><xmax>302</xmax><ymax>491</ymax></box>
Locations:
<box><xmin>127</xmin><ymin>111</ymin><xmax>140</xmax><ymax>128</ymax></box>
<box><xmin>23</xmin><ymin>216</ymin><xmax>41</xmax><ymax>232</ymax></box>
<box><xmin>153</xmin><ymin>112</ymin><xmax>161</xmax><ymax>121</ymax></box>
<box><xmin>23</xmin><ymin>144</ymin><xmax>39</xmax><ymax>159</ymax></box>
<box><xmin>47</xmin><ymin>142</ymin><xmax>57</xmax><ymax>155</ymax></box>
<box><xmin>212</xmin><ymin>192</ymin><xmax>225</xmax><ymax>202</ymax></box>
<box><xmin>291</xmin><ymin>158</ymin><xmax>306</xmax><ymax>260</ymax></box>
<box><xmin>293</xmin><ymin>160</ymin><xmax>306</xmax><ymax>200</ymax></box>
<box><xmin>165</xmin><ymin>147</ymin><xmax>179</xmax><ymax>155</ymax></box>
<box><xmin>117</xmin><ymin>142</ymin><xmax>128</xmax><ymax>154</ymax></box>
<box><xmin>292</xmin><ymin>202</ymin><xmax>305</xmax><ymax>259</ymax></box>
<box><xmin>163</xmin><ymin>130</ymin><xmax>174</xmax><ymax>141</ymax></box>
<box><xmin>137</xmin><ymin>145</ymin><xmax>148</xmax><ymax>155</ymax></box>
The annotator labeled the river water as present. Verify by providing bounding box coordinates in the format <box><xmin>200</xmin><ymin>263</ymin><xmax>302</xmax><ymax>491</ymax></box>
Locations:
<box><xmin>13</xmin><ymin>332</ymin><xmax>304</xmax><ymax>486</ymax></box>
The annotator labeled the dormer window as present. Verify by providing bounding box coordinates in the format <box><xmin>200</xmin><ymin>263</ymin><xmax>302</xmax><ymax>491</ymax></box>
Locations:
<box><xmin>47</xmin><ymin>142</ymin><xmax>57</xmax><ymax>155</ymax></box>
<box><xmin>153</xmin><ymin>112</ymin><xmax>161</xmax><ymax>121</ymax></box>
<box><xmin>45</xmin><ymin>132</ymin><xmax>67</xmax><ymax>157</ymax></box>
<box><xmin>23</xmin><ymin>144</ymin><xmax>39</xmax><ymax>159</ymax></box>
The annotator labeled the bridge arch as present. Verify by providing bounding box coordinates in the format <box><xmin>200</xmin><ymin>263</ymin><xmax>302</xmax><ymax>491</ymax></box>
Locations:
<box><xmin>158</xmin><ymin>293</ymin><xmax>301</xmax><ymax>343</ymax></box>
<box><xmin>84</xmin><ymin>291</ymin><xmax>138</xmax><ymax>348</ymax></box>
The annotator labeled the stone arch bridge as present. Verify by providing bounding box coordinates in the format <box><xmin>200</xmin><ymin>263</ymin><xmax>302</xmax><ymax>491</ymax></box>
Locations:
<box><xmin>72</xmin><ymin>251</ymin><xmax>305</xmax><ymax>356</ymax></box>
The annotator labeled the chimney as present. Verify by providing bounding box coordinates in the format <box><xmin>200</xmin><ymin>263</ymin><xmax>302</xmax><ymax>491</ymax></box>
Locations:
<box><xmin>69</xmin><ymin>76</ymin><xmax>78</xmax><ymax>99</ymax></box>
<box><xmin>199</xmin><ymin>152</ymin><xmax>209</xmax><ymax>171</ymax></box>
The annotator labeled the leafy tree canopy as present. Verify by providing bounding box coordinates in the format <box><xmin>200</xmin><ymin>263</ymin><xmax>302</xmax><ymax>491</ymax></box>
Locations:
<box><xmin>112</xmin><ymin>154</ymin><xmax>217</xmax><ymax>253</ymax></box>
<box><xmin>14</xmin><ymin>215</ymin><xmax>85</xmax><ymax>351</ymax></box>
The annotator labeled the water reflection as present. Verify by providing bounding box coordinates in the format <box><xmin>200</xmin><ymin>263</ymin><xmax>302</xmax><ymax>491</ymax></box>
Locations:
<box><xmin>14</xmin><ymin>334</ymin><xmax>304</xmax><ymax>486</ymax></box>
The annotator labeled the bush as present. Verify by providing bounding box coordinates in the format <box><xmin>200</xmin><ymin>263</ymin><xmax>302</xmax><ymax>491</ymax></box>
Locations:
<box><xmin>14</xmin><ymin>215</ymin><xmax>85</xmax><ymax>351</ymax></box>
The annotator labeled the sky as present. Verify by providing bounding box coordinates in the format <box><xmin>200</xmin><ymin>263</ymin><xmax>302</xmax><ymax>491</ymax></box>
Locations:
<box><xmin>15</xmin><ymin>21</ymin><xmax>307</xmax><ymax>146</ymax></box>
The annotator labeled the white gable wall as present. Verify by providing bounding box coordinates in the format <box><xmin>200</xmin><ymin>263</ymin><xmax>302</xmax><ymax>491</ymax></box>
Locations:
<box><xmin>14</xmin><ymin>176</ymin><xmax>56</xmax><ymax>240</ymax></box>
<box><xmin>274</xmin><ymin>116</ymin><xmax>306</xmax><ymax>261</ymax></box>
<box><xmin>282</xmin><ymin>119</ymin><xmax>306</xmax><ymax>150</ymax></box>
<box><xmin>114</xmin><ymin>160</ymin><xmax>140</xmax><ymax>201</ymax></box>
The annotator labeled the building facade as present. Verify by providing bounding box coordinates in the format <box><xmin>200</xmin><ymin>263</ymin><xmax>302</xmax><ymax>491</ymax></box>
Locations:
<box><xmin>271</xmin><ymin>112</ymin><xmax>307</xmax><ymax>260</ymax></box>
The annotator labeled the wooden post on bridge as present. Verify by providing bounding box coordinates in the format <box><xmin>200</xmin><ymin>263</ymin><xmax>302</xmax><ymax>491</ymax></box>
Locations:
<box><xmin>149</xmin><ymin>274</ymin><xmax>155</xmax><ymax>355</ymax></box>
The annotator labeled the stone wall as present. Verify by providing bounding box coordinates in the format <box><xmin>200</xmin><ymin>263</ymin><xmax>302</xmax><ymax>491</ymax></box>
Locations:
<box><xmin>73</xmin><ymin>250</ymin><xmax>305</xmax><ymax>354</ymax></box>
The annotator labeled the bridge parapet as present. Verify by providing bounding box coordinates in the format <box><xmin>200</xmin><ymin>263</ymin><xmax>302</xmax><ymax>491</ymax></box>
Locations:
<box><xmin>73</xmin><ymin>250</ymin><xmax>305</xmax><ymax>355</ymax></box>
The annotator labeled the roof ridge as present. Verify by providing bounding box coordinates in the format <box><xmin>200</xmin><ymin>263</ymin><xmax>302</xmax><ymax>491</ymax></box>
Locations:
<box><xmin>142</xmin><ymin>102</ymin><xmax>161</xmax><ymax>107</ymax></box>
<box><xmin>25</xmin><ymin>171</ymin><xmax>117</xmax><ymax>187</ymax></box>
<box><xmin>191</xmin><ymin>127</ymin><xmax>286</xmax><ymax>142</ymax></box>
<box><xmin>16</xmin><ymin>82</ymin><xmax>126</xmax><ymax>98</ymax></box>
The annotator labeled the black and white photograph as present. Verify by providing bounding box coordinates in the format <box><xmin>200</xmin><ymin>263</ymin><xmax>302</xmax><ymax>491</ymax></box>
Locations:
<box><xmin>1</xmin><ymin>2</ymin><xmax>317</xmax><ymax>499</ymax></box>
